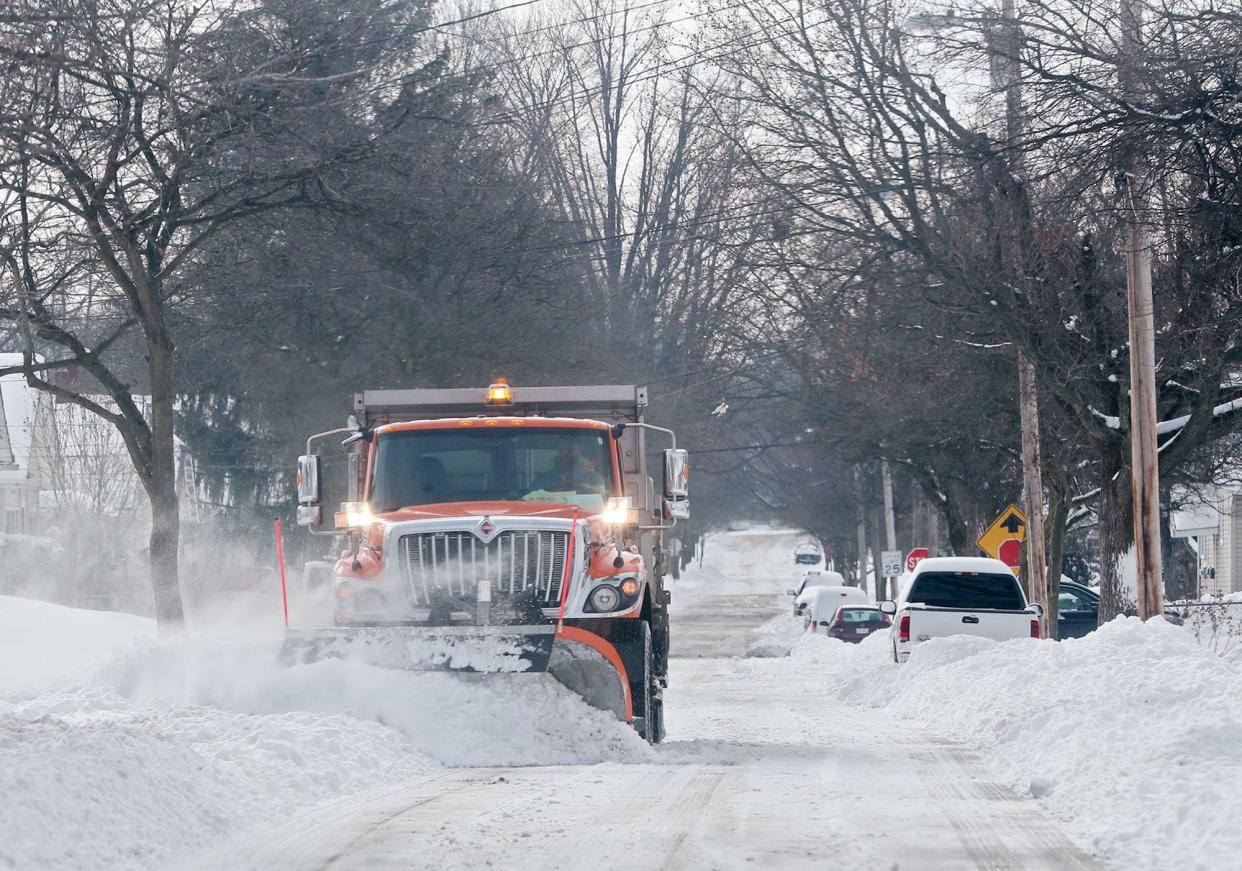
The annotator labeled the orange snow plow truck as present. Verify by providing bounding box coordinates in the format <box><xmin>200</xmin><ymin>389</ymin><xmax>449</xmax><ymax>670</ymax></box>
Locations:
<box><xmin>288</xmin><ymin>383</ymin><xmax>688</xmax><ymax>743</ymax></box>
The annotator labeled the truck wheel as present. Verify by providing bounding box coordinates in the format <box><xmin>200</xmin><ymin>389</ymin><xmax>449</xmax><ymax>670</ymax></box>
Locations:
<box><xmin>648</xmin><ymin>691</ymin><xmax>665</xmax><ymax>743</ymax></box>
<box><xmin>613</xmin><ymin>620</ymin><xmax>660</xmax><ymax>744</ymax></box>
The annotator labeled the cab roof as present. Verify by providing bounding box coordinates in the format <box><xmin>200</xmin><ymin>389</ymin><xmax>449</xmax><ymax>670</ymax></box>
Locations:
<box><xmin>375</xmin><ymin>417</ymin><xmax>612</xmax><ymax>435</ymax></box>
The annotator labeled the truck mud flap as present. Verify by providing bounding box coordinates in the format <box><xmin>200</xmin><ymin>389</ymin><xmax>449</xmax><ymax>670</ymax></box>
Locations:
<box><xmin>280</xmin><ymin>624</ymin><xmax>631</xmax><ymax>723</ymax></box>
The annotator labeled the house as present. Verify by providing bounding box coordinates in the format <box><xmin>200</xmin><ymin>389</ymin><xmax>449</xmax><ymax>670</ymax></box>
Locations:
<box><xmin>1172</xmin><ymin>487</ymin><xmax>1241</xmax><ymax>597</ymax></box>
<box><xmin>0</xmin><ymin>354</ymin><xmax>51</xmax><ymax>536</ymax></box>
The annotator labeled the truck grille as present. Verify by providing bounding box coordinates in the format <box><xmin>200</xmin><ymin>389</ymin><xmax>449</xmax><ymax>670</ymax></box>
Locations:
<box><xmin>398</xmin><ymin>530</ymin><xmax>571</xmax><ymax>609</ymax></box>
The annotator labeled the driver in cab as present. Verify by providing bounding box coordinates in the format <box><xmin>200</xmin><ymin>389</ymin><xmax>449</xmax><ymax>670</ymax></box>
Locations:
<box><xmin>534</xmin><ymin>439</ymin><xmax>605</xmax><ymax>493</ymax></box>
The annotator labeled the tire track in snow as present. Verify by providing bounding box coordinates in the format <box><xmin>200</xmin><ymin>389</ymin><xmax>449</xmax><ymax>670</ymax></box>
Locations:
<box><xmin>911</xmin><ymin>745</ymin><xmax>1101</xmax><ymax>870</ymax></box>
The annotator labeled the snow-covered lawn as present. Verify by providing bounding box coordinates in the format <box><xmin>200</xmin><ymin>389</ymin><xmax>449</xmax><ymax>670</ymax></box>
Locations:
<box><xmin>786</xmin><ymin>618</ymin><xmax>1242</xmax><ymax>870</ymax></box>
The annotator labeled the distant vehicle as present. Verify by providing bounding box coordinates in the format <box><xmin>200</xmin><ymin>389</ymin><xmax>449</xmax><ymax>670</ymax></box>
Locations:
<box><xmin>1057</xmin><ymin>580</ymin><xmax>1100</xmax><ymax>639</ymax></box>
<box><xmin>794</xmin><ymin>542</ymin><xmax>824</xmax><ymax>567</ymax></box>
<box><xmin>797</xmin><ymin>583</ymin><xmax>867</xmax><ymax>620</ymax></box>
<box><xmin>811</xmin><ymin>602</ymin><xmax>890</xmax><ymax>642</ymax></box>
<box><xmin>879</xmin><ymin>557</ymin><xmax>1043</xmax><ymax>663</ymax></box>
<box><xmin>789</xmin><ymin>570</ymin><xmax>849</xmax><ymax>615</ymax></box>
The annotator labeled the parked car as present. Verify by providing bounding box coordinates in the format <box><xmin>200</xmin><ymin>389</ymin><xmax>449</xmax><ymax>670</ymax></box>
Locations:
<box><xmin>798</xmin><ymin>584</ymin><xmax>868</xmax><ymax>621</ymax></box>
<box><xmin>810</xmin><ymin>601</ymin><xmax>890</xmax><ymax>642</ymax></box>
<box><xmin>879</xmin><ymin>557</ymin><xmax>1043</xmax><ymax>663</ymax></box>
<box><xmin>1056</xmin><ymin>580</ymin><xmax>1100</xmax><ymax>639</ymax></box>
<box><xmin>789</xmin><ymin>570</ymin><xmax>850</xmax><ymax>615</ymax></box>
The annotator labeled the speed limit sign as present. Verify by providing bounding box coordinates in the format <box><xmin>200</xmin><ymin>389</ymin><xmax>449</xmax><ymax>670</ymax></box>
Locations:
<box><xmin>881</xmin><ymin>550</ymin><xmax>903</xmax><ymax>577</ymax></box>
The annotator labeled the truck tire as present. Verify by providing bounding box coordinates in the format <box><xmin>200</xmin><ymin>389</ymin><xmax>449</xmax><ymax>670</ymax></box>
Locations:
<box><xmin>612</xmin><ymin>620</ymin><xmax>662</xmax><ymax>744</ymax></box>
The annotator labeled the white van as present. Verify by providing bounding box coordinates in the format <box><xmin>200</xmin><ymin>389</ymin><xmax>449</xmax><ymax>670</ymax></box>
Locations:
<box><xmin>795</xmin><ymin>583</ymin><xmax>868</xmax><ymax>623</ymax></box>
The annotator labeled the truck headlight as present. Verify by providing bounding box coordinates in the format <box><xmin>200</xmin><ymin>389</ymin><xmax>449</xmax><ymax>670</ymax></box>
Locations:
<box><xmin>589</xmin><ymin>584</ymin><xmax>621</xmax><ymax>612</ymax></box>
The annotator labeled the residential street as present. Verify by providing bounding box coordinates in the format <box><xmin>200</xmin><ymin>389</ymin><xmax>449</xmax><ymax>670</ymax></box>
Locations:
<box><xmin>192</xmin><ymin>545</ymin><xmax>1098</xmax><ymax>871</ymax></box>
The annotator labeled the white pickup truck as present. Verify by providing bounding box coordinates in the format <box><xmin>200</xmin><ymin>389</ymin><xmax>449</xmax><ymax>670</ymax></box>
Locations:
<box><xmin>879</xmin><ymin>557</ymin><xmax>1043</xmax><ymax>663</ymax></box>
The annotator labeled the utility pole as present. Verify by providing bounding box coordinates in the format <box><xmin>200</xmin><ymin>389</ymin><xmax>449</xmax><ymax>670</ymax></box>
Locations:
<box><xmin>997</xmin><ymin>0</ymin><xmax>1049</xmax><ymax>629</ymax></box>
<box><xmin>1119</xmin><ymin>0</ymin><xmax>1164</xmax><ymax>619</ymax></box>
<box><xmin>882</xmin><ymin>459</ymin><xmax>897</xmax><ymax>600</ymax></box>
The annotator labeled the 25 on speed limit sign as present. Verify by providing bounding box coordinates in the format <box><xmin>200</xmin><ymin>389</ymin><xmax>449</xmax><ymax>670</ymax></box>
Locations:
<box><xmin>881</xmin><ymin>550</ymin><xmax>903</xmax><ymax>577</ymax></box>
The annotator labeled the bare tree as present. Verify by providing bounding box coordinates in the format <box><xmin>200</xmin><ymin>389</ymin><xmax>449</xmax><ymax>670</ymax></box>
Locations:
<box><xmin>0</xmin><ymin>0</ymin><xmax>431</xmax><ymax>624</ymax></box>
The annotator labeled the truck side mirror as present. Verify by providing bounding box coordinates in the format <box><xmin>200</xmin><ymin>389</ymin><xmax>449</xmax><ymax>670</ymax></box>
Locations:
<box><xmin>1026</xmin><ymin>603</ymin><xmax>1045</xmax><ymax>619</ymax></box>
<box><xmin>297</xmin><ymin>454</ymin><xmax>321</xmax><ymax>507</ymax></box>
<box><xmin>663</xmin><ymin>448</ymin><xmax>689</xmax><ymax>519</ymax></box>
<box><xmin>879</xmin><ymin>600</ymin><xmax>897</xmax><ymax>615</ymax></box>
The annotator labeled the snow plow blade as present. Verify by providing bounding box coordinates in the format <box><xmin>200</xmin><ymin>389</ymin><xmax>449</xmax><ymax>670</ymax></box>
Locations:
<box><xmin>280</xmin><ymin>624</ymin><xmax>631</xmax><ymax>723</ymax></box>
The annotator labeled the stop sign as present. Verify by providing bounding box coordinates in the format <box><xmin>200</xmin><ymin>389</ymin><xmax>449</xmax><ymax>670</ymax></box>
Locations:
<box><xmin>998</xmin><ymin>538</ymin><xmax>1023</xmax><ymax>572</ymax></box>
<box><xmin>906</xmin><ymin>548</ymin><xmax>929</xmax><ymax>572</ymax></box>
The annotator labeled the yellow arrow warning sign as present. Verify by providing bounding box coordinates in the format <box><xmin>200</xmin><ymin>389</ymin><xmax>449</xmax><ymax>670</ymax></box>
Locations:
<box><xmin>977</xmin><ymin>504</ymin><xmax>1027</xmax><ymax>576</ymax></box>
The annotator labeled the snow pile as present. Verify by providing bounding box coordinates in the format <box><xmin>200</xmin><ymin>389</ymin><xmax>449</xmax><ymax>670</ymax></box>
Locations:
<box><xmin>1178</xmin><ymin>597</ymin><xmax>1242</xmax><ymax>661</ymax></box>
<box><xmin>0</xmin><ymin>691</ymin><xmax>435</xmax><ymax>871</ymax></box>
<box><xmin>745</xmin><ymin>610</ymin><xmax>811</xmax><ymax>657</ymax></box>
<box><xmin>834</xmin><ymin>618</ymin><xmax>1242</xmax><ymax>869</ymax></box>
<box><xmin>0</xmin><ymin>596</ymin><xmax>649</xmax><ymax>871</ymax></box>
<box><xmin>0</xmin><ymin>596</ymin><xmax>156</xmax><ymax>695</ymax></box>
<box><xmin>104</xmin><ymin>638</ymin><xmax>651</xmax><ymax>768</ymax></box>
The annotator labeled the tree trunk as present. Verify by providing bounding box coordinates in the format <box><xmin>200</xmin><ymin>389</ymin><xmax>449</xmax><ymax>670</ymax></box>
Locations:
<box><xmin>1045</xmin><ymin>478</ymin><xmax>1069</xmax><ymax>640</ymax></box>
<box><xmin>1097</xmin><ymin>442</ymin><xmax>1134</xmax><ymax>621</ymax></box>
<box><xmin>856</xmin><ymin>495</ymin><xmax>868</xmax><ymax>589</ymax></box>
<box><xmin>869</xmin><ymin>508</ymin><xmax>884</xmax><ymax>600</ymax></box>
<box><xmin>147</xmin><ymin>339</ymin><xmax>185</xmax><ymax>627</ymax></box>
<box><xmin>943</xmin><ymin>497</ymin><xmax>971</xmax><ymax>556</ymax></box>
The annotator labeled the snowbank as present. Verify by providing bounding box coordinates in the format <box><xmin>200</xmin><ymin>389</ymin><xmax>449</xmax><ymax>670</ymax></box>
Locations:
<box><xmin>745</xmin><ymin>610</ymin><xmax>811</xmax><ymax>657</ymax></box>
<box><xmin>0</xmin><ymin>596</ymin><xmax>649</xmax><ymax>870</ymax></box>
<box><xmin>0</xmin><ymin>595</ymin><xmax>155</xmax><ymax>695</ymax></box>
<box><xmin>800</xmin><ymin>618</ymin><xmax>1242</xmax><ymax>870</ymax></box>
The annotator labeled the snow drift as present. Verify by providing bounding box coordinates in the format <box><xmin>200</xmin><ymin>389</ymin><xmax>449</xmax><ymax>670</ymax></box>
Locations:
<box><xmin>0</xmin><ymin>595</ymin><xmax>648</xmax><ymax>871</ymax></box>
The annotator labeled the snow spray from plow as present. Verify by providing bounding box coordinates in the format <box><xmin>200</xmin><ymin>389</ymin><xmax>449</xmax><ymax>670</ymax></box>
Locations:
<box><xmin>280</xmin><ymin>624</ymin><xmax>632</xmax><ymax>723</ymax></box>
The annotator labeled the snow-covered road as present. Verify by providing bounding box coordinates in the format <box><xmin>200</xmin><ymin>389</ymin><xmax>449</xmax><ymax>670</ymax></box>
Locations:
<box><xmin>195</xmin><ymin>660</ymin><xmax>1097</xmax><ymax>870</ymax></box>
<box><xmin>192</xmin><ymin>564</ymin><xmax>1098</xmax><ymax>871</ymax></box>
<box><xmin>13</xmin><ymin>527</ymin><xmax>1239</xmax><ymax>870</ymax></box>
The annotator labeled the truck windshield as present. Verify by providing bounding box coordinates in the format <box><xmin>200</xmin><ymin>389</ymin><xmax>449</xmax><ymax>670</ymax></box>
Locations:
<box><xmin>906</xmin><ymin>572</ymin><xmax>1025</xmax><ymax>610</ymax></box>
<box><xmin>369</xmin><ymin>427</ymin><xmax>615</xmax><ymax>511</ymax></box>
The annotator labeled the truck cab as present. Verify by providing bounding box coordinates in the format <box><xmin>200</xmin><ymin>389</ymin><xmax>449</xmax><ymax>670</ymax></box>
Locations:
<box><xmin>292</xmin><ymin>383</ymin><xmax>688</xmax><ymax>742</ymax></box>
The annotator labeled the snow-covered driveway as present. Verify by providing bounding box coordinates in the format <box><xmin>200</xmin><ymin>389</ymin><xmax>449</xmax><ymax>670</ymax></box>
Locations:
<box><xmin>192</xmin><ymin>582</ymin><xmax>1097</xmax><ymax>871</ymax></box>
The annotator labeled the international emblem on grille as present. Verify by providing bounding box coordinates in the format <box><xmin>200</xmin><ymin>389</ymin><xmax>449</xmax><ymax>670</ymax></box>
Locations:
<box><xmin>479</xmin><ymin>517</ymin><xmax>494</xmax><ymax>536</ymax></box>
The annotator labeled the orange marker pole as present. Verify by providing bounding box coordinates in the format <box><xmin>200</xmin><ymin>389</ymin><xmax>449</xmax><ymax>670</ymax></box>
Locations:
<box><xmin>274</xmin><ymin>517</ymin><xmax>289</xmax><ymax>629</ymax></box>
